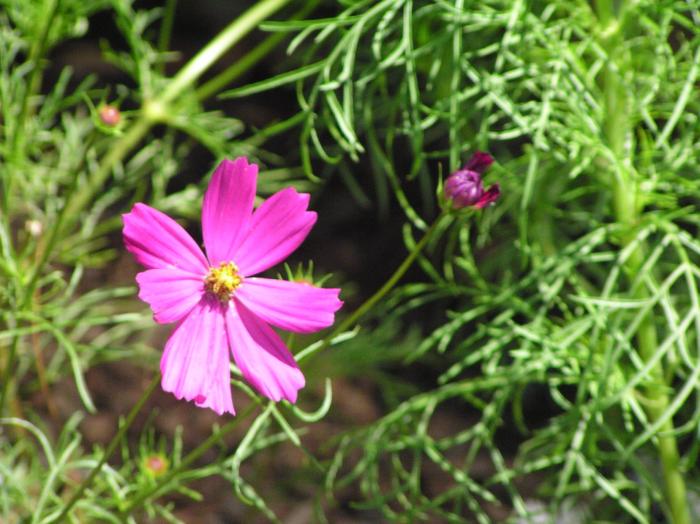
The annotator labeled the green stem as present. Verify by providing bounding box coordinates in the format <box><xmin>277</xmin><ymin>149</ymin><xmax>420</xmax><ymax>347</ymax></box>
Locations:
<box><xmin>0</xmin><ymin>336</ymin><xmax>19</xmax><ymax>415</ymax></box>
<box><xmin>196</xmin><ymin>0</ymin><xmax>319</xmax><ymax>102</ymax></box>
<box><xmin>156</xmin><ymin>0</ymin><xmax>178</xmax><ymax>74</ymax></box>
<box><xmin>161</xmin><ymin>0</ymin><xmax>291</xmax><ymax>105</ymax></box>
<box><xmin>597</xmin><ymin>2</ymin><xmax>689</xmax><ymax>522</ymax></box>
<box><xmin>300</xmin><ymin>212</ymin><xmax>447</xmax><ymax>362</ymax></box>
<box><xmin>195</xmin><ymin>34</ymin><xmax>280</xmax><ymax>101</ymax></box>
<box><xmin>50</xmin><ymin>373</ymin><xmax>161</xmax><ymax>524</ymax></box>
<box><xmin>120</xmin><ymin>402</ymin><xmax>257</xmax><ymax>517</ymax></box>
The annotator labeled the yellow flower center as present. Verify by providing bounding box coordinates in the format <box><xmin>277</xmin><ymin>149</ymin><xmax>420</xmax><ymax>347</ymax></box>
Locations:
<box><xmin>204</xmin><ymin>262</ymin><xmax>242</xmax><ymax>302</ymax></box>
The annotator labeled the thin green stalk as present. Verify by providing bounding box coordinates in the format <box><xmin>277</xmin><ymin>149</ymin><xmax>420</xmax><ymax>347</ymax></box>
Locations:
<box><xmin>161</xmin><ymin>0</ymin><xmax>292</xmax><ymax>105</ymax></box>
<box><xmin>156</xmin><ymin>0</ymin><xmax>178</xmax><ymax>74</ymax></box>
<box><xmin>300</xmin><ymin>211</ymin><xmax>447</xmax><ymax>362</ymax></box>
<box><xmin>195</xmin><ymin>34</ymin><xmax>281</xmax><ymax>101</ymax></box>
<box><xmin>196</xmin><ymin>0</ymin><xmax>320</xmax><ymax>102</ymax></box>
<box><xmin>120</xmin><ymin>402</ymin><xmax>257</xmax><ymax>516</ymax></box>
<box><xmin>0</xmin><ymin>336</ymin><xmax>20</xmax><ymax>415</ymax></box>
<box><xmin>50</xmin><ymin>373</ymin><xmax>161</xmax><ymax>524</ymax></box>
<box><xmin>448</xmin><ymin>0</ymin><xmax>464</xmax><ymax>172</ymax></box>
<box><xmin>597</xmin><ymin>2</ymin><xmax>689</xmax><ymax>522</ymax></box>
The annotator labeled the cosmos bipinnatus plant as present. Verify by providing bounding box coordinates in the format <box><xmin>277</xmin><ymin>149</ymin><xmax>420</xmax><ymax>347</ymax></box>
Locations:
<box><xmin>1</xmin><ymin>0</ymin><xmax>700</xmax><ymax>523</ymax></box>
<box><xmin>247</xmin><ymin>0</ymin><xmax>700</xmax><ymax>522</ymax></box>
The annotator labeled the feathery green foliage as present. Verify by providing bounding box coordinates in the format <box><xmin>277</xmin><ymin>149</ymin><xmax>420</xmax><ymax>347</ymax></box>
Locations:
<box><xmin>2</xmin><ymin>0</ymin><xmax>700</xmax><ymax>522</ymax></box>
<box><xmin>249</xmin><ymin>0</ymin><xmax>700</xmax><ymax>521</ymax></box>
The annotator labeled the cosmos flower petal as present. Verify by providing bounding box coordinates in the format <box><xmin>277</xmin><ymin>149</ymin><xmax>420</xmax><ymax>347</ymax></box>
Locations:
<box><xmin>474</xmin><ymin>184</ymin><xmax>500</xmax><ymax>208</ymax></box>
<box><xmin>236</xmin><ymin>278</ymin><xmax>342</xmax><ymax>333</ymax></box>
<box><xmin>136</xmin><ymin>268</ymin><xmax>205</xmax><ymax>324</ymax></box>
<box><xmin>463</xmin><ymin>151</ymin><xmax>494</xmax><ymax>174</ymax></box>
<box><xmin>226</xmin><ymin>301</ymin><xmax>305</xmax><ymax>403</ymax></box>
<box><xmin>123</xmin><ymin>203</ymin><xmax>208</xmax><ymax>273</ymax></box>
<box><xmin>202</xmin><ymin>158</ymin><xmax>257</xmax><ymax>266</ymax></box>
<box><xmin>233</xmin><ymin>188</ymin><xmax>316</xmax><ymax>276</ymax></box>
<box><xmin>160</xmin><ymin>300</ymin><xmax>234</xmax><ymax>415</ymax></box>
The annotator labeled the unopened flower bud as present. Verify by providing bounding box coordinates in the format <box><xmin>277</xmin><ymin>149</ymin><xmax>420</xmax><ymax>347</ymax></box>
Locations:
<box><xmin>99</xmin><ymin>104</ymin><xmax>121</xmax><ymax>127</ymax></box>
<box><xmin>444</xmin><ymin>151</ymin><xmax>500</xmax><ymax>209</ymax></box>
<box><xmin>462</xmin><ymin>151</ymin><xmax>494</xmax><ymax>174</ymax></box>
<box><xmin>142</xmin><ymin>454</ymin><xmax>168</xmax><ymax>477</ymax></box>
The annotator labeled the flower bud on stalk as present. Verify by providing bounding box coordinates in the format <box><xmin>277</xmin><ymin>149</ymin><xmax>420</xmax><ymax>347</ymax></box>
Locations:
<box><xmin>444</xmin><ymin>151</ymin><xmax>500</xmax><ymax>209</ymax></box>
<box><xmin>98</xmin><ymin>104</ymin><xmax>122</xmax><ymax>127</ymax></box>
<box><xmin>142</xmin><ymin>454</ymin><xmax>168</xmax><ymax>477</ymax></box>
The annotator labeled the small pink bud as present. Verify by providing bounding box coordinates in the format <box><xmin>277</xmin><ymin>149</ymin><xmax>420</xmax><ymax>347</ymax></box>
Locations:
<box><xmin>444</xmin><ymin>151</ymin><xmax>500</xmax><ymax>209</ymax></box>
<box><xmin>99</xmin><ymin>105</ymin><xmax>121</xmax><ymax>127</ymax></box>
<box><xmin>142</xmin><ymin>454</ymin><xmax>168</xmax><ymax>477</ymax></box>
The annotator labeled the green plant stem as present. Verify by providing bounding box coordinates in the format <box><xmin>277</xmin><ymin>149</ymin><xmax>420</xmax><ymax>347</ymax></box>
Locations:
<box><xmin>161</xmin><ymin>0</ymin><xmax>291</xmax><ymax>105</ymax></box>
<box><xmin>598</xmin><ymin>2</ymin><xmax>689</xmax><ymax>522</ymax></box>
<box><xmin>120</xmin><ymin>402</ymin><xmax>257</xmax><ymax>516</ymax></box>
<box><xmin>0</xmin><ymin>336</ymin><xmax>20</xmax><ymax>415</ymax></box>
<box><xmin>50</xmin><ymin>373</ymin><xmax>161</xmax><ymax>524</ymax></box>
<box><xmin>156</xmin><ymin>0</ymin><xmax>178</xmax><ymax>74</ymax></box>
<box><xmin>195</xmin><ymin>33</ymin><xmax>281</xmax><ymax>102</ymax></box>
<box><xmin>300</xmin><ymin>212</ymin><xmax>447</xmax><ymax>362</ymax></box>
<box><xmin>196</xmin><ymin>0</ymin><xmax>319</xmax><ymax>102</ymax></box>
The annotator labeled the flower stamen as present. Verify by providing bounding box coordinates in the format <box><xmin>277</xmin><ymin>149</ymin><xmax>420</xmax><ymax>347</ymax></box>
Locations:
<box><xmin>205</xmin><ymin>262</ymin><xmax>242</xmax><ymax>302</ymax></box>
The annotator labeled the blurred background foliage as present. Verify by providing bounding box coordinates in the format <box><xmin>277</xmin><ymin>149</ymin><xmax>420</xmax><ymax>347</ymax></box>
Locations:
<box><xmin>1</xmin><ymin>0</ymin><xmax>700</xmax><ymax>522</ymax></box>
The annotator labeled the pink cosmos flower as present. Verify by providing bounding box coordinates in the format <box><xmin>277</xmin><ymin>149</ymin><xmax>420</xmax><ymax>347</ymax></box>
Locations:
<box><xmin>122</xmin><ymin>157</ymin><xmax>342</xmax><ymax>415</ymax></box>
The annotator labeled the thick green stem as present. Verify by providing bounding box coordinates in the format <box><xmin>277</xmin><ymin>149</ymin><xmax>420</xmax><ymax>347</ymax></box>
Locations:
<box><xmin>597</xmin><ymin>2</ymin><xmax>689</xmax><ymax>522</ymax></box>
<box><xmin>300</xmin><ymin>212</ymin><xmax>447</xmax><ymax>362</ymax></box>
<box><xmin>29</xmin><ymin>0</ymin><xmax>295</xmax><ymax>277</ymax></box>
<box><xmin>161</xmin><ymin>0</ymin><xmax>291</xmax><ymax>105</ymax></box>
<box><xmin>196</xmin><ymin>0</ymin><xmax>319</xmax><ymax>102</ymax></box>
<box><xmin>50</xmin><ymin>373</ymin><xmax>161</xmax><ymax>524</ymax></box>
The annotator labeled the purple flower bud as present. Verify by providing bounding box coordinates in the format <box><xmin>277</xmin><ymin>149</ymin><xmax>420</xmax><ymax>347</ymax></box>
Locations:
<box><xmin>445</xmin><ymin>169</ymin><xmax>484</xmax><ymax>207</ymax></box>
<box><xmin>444</xmin><ymin>151</ymin><xmax>500</xmax><ymax>209</ymax></box>
<box><xmin>463</xmin><ymin>151</ymin><xmax>494</xmax><ymax>174</ymax></box>
<box><xmin>474</xmin><ymin>183</ymin><xmax>500</xmax><ymax>208</ymax></box>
